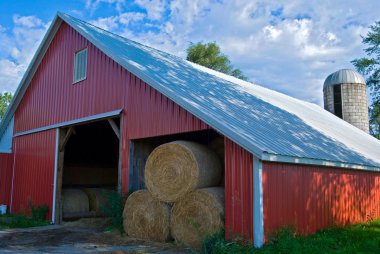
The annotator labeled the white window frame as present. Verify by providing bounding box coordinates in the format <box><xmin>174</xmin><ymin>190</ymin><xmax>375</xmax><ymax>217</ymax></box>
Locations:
<box><xmin>73</xmin><ymin>48</ymin><xmax>88</xmax><ymax>84</ymax></box>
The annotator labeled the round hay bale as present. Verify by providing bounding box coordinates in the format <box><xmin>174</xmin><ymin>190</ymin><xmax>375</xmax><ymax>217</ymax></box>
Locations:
<box><xmin>123</xmin><ymin>190</ymin><xmax>171</xmax><ymax>242</ymax></box>
<box><xmin>145</xmin><ymin>141</ymin><xmax>222</xmax><ymax>202</ymax></box>
<box><xmin>62</xmin><ymin>188</ymin><xmax>90</xmax><ymax>219</ymax></box>
<box><xmin>171</xmin><ymin>187</ymin><xmax>224</xmax><ymax>247</ymax></box>
<box><xmin>82</xmin><ymin>188</ymin><xmax>108</xmax><ymax>214</ymax></box>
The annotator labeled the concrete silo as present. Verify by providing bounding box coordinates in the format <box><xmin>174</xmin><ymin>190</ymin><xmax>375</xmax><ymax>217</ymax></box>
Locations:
<box><xmin>323</xmin><ymin>69</ymin><xmax>369</xmax><ymax>133</ymax></box>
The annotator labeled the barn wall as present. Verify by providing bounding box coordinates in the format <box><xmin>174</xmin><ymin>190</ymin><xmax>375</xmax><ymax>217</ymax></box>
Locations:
<box><xmin>126</xmin><ymin>75</ymin><xmax>209</xmax><ymax>140</ymax></box>
<box><xmin>11</xmin><ymin>130</ymin><xmax>56</xmax><ymax>218</ymax></box>
<box><xmin>263</xmin><ymin>162</ymin><xmax>380</xmax><ymax>238</ymax></box>
<box><xmin>225</xmin><ymin>138</ymin><xmax>253</xmax><ymax>241</ymax></box>
<box><xmin>13</xmin><ymin>22</ymin><xmax>209</xmax><ymax>196</ymax></box>
<box><xmin>14</xmin><ymin>22</ymin><xmax>128</xmax><ymax>134</ymax></box>
<box><xmin>0</xmin><ymin>153</ymin><xmax>14</xmax><ymax>206</ymax></box>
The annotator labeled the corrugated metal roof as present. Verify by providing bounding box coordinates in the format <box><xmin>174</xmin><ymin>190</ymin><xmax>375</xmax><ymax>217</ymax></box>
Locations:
<box><xmin>324</xmin><ymin>69</ymin><xmax>366</xmax><ymax>88</ymax></box>
<box><xmin>1</xmin><ymin>12</ymin><xmax>380</xmax><ymax>170</ymax></box>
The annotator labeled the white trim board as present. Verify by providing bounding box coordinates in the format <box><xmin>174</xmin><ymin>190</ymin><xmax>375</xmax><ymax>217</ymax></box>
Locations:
<box><xmin>261</xmin><ymin>153</ymin><xmax>380</xmax><ymax>172</ymax></box>
<box><xmin>14</xmin><ymin>109</ymin><xmax>122</xmax><ymax>138</ymax></box>
<box><xmin>51</xmin><ymin>128</ymin><xmax>59</xmax><ymax>223</ymax></box>
<box><xmin>9</xmin><ymin>141</ymin><xmax>17</xmax><ymax>213</ymax></box>
<box><xmin>253</xmin><ymin>157</ymin><xmax>264</xmax><ymax>248</ymax></box>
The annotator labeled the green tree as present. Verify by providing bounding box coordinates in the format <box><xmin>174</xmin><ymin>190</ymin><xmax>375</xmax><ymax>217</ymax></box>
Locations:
<box><xmin>186</xmin><ymin>42</ymin><xmax>248</xmax><ymax>81</ymax></box>
<box><xmin>369</xmin><ymin>101</ymin><xmax>380</xmax><ymax>139</ymax></box>
<box><xmin>0</xmin><ymin>92</ymin><xmax>13</xmax><ymax>121</ymax></box>
<box><xmin>352</xmin><ymin>21</ymin><xmax>380</xmax><ymax>138</ymax></box>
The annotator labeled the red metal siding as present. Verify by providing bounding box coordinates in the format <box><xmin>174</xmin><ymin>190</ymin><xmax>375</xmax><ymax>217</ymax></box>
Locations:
<box><xmin>13</xmin><ymin>21</ymin><xmax>209</xmax><ymax>197</ymax></box>
<box><xmin>225</xmin><ymin>138</ymin><xmax>253</xmax><ymax>241</ymax></box>
<box><xmin>263</xmin><ymin>162</ymin><xmax>380</xmax><ymax>238</ymax></box>
<box><xmin>126</xmin><ymin>75</ymin><xmax>209</xmax><ymax>139</ymax></box>
<box><xmin>11</xmin><ymin>130</ymin><xmax>56</xmax><ymax>218</ymax></box>
<box><xmin>14</xmin><ymin>22</ymin><xmax>128</xmax><ymax>134</ymax></box>
<box><xmin>0</xmin><ymin>153</ymin><xmax>14</xmax><ymax>206</ymax></box>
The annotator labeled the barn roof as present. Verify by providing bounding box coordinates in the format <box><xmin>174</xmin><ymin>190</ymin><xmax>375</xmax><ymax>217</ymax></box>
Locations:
<box><xmin>1</xmin><ymin>12</ymin><xmax>380</xmax><ymax>170</ymax></box>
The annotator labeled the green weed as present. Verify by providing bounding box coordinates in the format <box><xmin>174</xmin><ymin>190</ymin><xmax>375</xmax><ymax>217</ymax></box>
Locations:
<box><xmin>201</xmin><ymin>220</ymin><xmax>380</xmax><ymax>254</ymax></box>
<box><xmin>29</xmin><ymin>203</ymin><xmax>49</xmax><ymax>221</ymax></box>
<box><xmin>100</xmin><ymin>189</ymin><xmax>131</xmax><ymax>234</ymax></box>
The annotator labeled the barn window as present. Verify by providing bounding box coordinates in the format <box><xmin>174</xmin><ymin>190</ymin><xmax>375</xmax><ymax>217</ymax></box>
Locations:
<box><xmin>333</xmin><ymin>85</ymin><xmax>343</xmax><ymax>118</ymax></box>
<box><xmin>73</xmin><ymin>48</ymin><xmax>87</xmax><ymax>83</ymax></box>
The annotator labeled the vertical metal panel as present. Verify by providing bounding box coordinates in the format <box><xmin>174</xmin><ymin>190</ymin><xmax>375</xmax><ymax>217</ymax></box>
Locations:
<box><xmin>263</xmin><ymin>162</ymin><xmax>380</xmax><ymax>238</ymax></box>
<box><xmin>0</xmin><ymin>153</ymin><xmax>14</xmax><ymax>205</ymax></box>
<box><xmin>14</xmin><ymin>23</ymin><xmax>128</xmax><ymax>134</ymax></box>
<box><xmin>11</xmin><ymin>130</ymin><xmax>56</xmax><ymax>218</ymax></box>
<box><xmin>225</xmin><ymin>138</ymin><xmax>253</xmax><ymax>241</ymax></box>
<box><xmin>126</xmin><ymin>76</ymin><xmax>209</xmax><ymax>139</ymax></box>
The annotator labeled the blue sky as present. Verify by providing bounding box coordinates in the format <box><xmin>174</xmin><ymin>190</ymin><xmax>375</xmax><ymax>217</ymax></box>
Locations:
<box><xmin>0</xmin><ymin>0</ymin><xmax>379</xmax><ymax>105</ymax></box>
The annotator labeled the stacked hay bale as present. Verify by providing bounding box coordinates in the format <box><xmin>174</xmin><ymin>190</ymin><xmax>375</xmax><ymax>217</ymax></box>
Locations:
<box><xmin>62</xmin><ymin>188</ymin><xmax>109</xmax><ymax>219</ymax></box>
<box><xmin>82</xmin><ymin>188</ymin><xmax>109</xmax><ymax>216</ymax></box>
<box><xmin>62</xmin><ymin>188</ymin><xmax>90</xmax><ymax>219</ymax></box>
<box><xmin>123</xmin><ymin>140</ymin><xmax>225</xmax><ymax>247</ymax></box>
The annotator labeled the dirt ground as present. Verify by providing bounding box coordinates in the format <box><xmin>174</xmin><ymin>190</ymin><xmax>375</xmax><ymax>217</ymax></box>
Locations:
<box><xmin>0</xmin><ymin>218</ymin><xmax>191</xmax><ymax>253</ymax></box>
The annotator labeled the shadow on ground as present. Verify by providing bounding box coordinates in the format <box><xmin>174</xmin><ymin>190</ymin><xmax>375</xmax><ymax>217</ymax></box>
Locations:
<box><xmin>0</xmin><ymin>218</ymin><xmax>189</xmax><ymax>253</ymax></box>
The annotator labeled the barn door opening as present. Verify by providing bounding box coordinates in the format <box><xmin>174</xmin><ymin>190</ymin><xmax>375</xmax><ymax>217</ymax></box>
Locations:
<box><xmin>54</xmin><ymin>117</ymin><xmax>121</xmax><ymax>223</ymax></box>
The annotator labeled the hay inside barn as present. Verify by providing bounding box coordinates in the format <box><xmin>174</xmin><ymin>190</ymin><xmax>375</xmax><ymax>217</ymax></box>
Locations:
<box><xmin>145</xmin><ymin>141</ymin><xmax>222</xmax><ymax>202</ymax></box>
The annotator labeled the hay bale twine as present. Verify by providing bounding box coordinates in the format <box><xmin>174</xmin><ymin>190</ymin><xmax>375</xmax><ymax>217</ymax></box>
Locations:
<box><xmin>123</xmin><ymin>190</ymin><xmax>171</xmax><ymax>242</ymax></box>
<box><xmin>62</xmin><ymin>188</ymin><xmax>90</xmax><ymax>219</ymax></box>
<box><xmin>145</xmin><ymin>141</ymin><xmax>222</xmax><ymax>202</ymax></box>
<box><xmin>171</xmin><ymin>187</ymin><xmax>224</xmax><ymax>247</ymax></box>
<box><xmin>82</xmin><ymin>188</ymin><xmax>108</xmax><ymax>214</ymax></box>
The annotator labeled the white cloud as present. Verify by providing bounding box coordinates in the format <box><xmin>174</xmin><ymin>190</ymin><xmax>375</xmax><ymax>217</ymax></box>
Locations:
<box><xmin>263</xmin><ymin>25</ymin><xmax>283</xmax><ymax>40</ymax></box>
<box><xmin>90</xmin><ymin>16</ymin><xmax>119</xmax><ymax>30</ymax></box>
<box><xmin>86</xmin><ymin>0</ymin><xmax>125</xmax><ymax>12</ymax></box>
<box><xmin>90</xmin><ymin>11</ymin><xmax>146</xmax><ymax>30</ymax></box>
<box><xmin>0</xmin><ymin>15</ymin><xmax>48</xmax><ymax>93</ymax></box>
<box><xmin>13</xmin><ymin>15</ymin><xmax>44</xmax><ymax>28</ymax></box>
<box><xmin>135</xmin><ymin>0</ymin><xmax>167</xmax><ymax>20</ymax></box>
<box><xmin>0</xmin><ymin>59</ymin><xmax>25</xmax><ymax>93</ymax></box>
<box><xmin>119</xmin><ymin>12</ymin><xmax>145</xmax><ymax>25</ymax></box>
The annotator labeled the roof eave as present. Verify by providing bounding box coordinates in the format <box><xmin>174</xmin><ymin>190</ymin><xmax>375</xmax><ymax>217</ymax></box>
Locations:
<box><xmin>261</xmin><ymin>152</ymin><xmax>380</xmax><ymax>172</ymax></box>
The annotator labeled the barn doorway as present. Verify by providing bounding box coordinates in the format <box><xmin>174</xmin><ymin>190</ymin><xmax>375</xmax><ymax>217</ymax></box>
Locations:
<box><xmin>129</xmin><ymin>129</ymin><xmax>224</xmax><ymax>191</ymax></box>
<box><xmin>54</xmin><ymin>117</ymin><xmax>121</xmax><ymax>223</ymax></box>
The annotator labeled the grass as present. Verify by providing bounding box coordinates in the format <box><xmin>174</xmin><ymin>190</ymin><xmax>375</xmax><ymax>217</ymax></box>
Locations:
<box><xmin>201</xmin><ymin>219</ymin><xmax>380</xmax><ymax>254</ymax></box>
<box><xmin>0</xmin><ymin>203</ymin><xmax>50</xmax><ymax>229</ymax></box>
<box><xmin>100</xmin><ymin>189</ymin><xmax>131</xmax><ymax>234</ymax></box>
<box><xmin>0</xmin><ymin>213</ymin><xmax>49</xmax><ymax>229</ymax></box>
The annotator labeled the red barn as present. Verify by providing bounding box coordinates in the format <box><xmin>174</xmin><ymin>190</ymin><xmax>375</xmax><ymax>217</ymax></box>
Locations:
<box><xmin>0</xmin><ymin>13</ymin><xmax>380</xmax><ymax>247</ymax></box>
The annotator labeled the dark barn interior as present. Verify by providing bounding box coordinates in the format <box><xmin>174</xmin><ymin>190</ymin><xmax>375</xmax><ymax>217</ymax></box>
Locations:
<box><xmin>60</xmin><ymin>119</ymin><xmax>120</xmax><ymax>220</ymax></box>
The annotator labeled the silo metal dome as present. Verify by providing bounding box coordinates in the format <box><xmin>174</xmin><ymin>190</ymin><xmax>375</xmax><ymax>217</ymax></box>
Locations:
<box><xmin>323</xmin><ymin>69</ymin><xmax>365</xmax><ymax>89</ymax></box>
